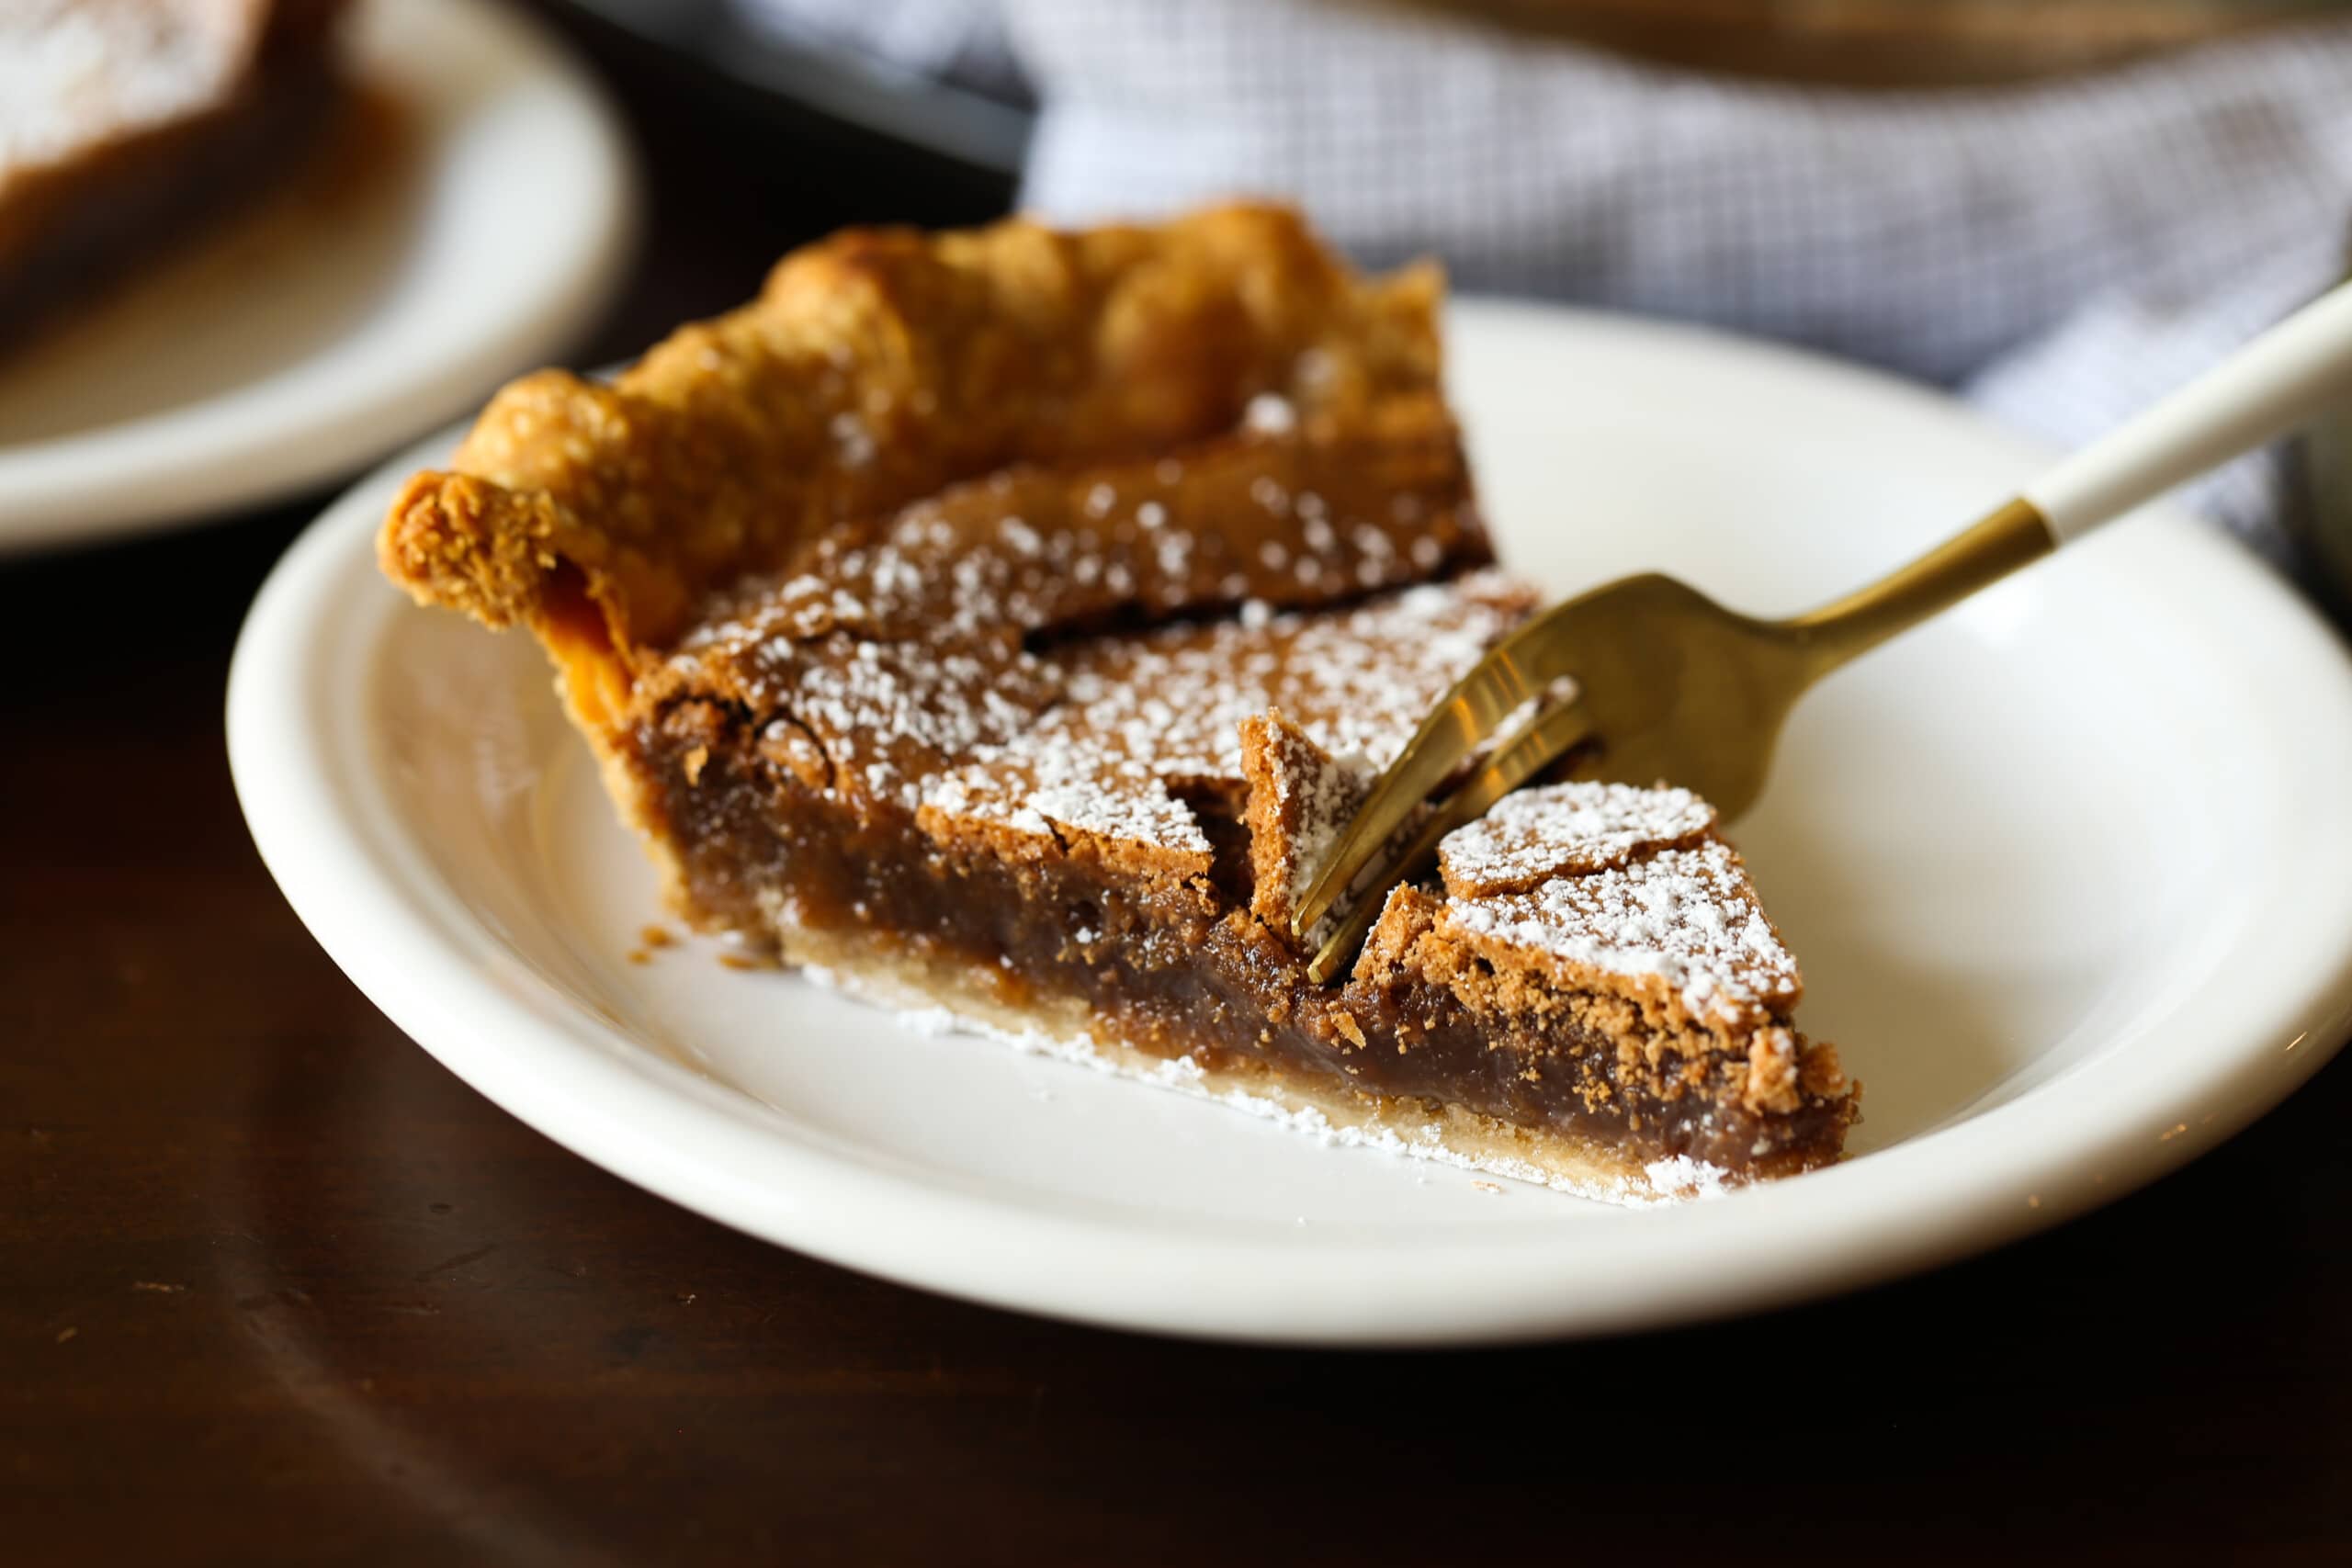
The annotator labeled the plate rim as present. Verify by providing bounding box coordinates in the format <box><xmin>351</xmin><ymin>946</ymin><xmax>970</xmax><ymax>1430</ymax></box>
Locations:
<box><xmin>0</xmin><ymin>0</ymin><xmax>638</xmax><ymax>555</ymax></box>
<box><xmin>228</xmin><ymin>299</ymin><xmax>2352</xmax><ymax>1345</ymax></box>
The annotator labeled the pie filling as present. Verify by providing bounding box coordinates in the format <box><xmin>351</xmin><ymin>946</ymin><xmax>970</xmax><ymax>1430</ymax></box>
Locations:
<box><xmin>376</xmin><ymin>204</ymin><xmax>1860</xmax><ymax>1201</ymax></box>
<box><xmin>633</xmin><ymin>698</ymin><xmax>1853</xmax><ymax>1183</ymax></box>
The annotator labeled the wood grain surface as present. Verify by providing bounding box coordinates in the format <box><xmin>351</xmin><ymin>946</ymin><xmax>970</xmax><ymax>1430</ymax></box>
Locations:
<box><xmin>5</xmin><ymin>9</ymin><xmax>2349</xmax><ymax>1563</ymax></box>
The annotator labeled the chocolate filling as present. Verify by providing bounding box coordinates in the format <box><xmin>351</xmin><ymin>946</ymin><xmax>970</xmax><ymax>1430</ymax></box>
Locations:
<box><xmin>632</xmin><ymin>699</ymin><xmax>1850</xmax><ymax>1179</ymax></box>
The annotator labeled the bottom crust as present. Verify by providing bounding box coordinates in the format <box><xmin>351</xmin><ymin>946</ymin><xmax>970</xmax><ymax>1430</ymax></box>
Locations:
<box><xmin>768</xmin><ymin>919</ymin><xmax>1736</xmax><ymax>1207</ymax></box>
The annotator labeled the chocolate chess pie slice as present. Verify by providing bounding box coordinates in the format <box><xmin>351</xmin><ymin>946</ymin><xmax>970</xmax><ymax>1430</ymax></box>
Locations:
<box><xmin>380</xmin><ymin>205</ymin><xmax>1859</xmax><ymax>1202</ymax></box>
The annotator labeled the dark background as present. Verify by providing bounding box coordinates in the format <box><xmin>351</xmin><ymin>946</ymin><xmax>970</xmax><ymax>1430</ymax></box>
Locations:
<box><xmin>5</xmin><ymin>6</ymin><xmax>2349</xmax><ymax>1562</ymax></box>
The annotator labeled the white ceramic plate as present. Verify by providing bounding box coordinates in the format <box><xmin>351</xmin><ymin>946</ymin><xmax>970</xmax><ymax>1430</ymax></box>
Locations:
<box><xmin>0</xmin><ymin>0</ymin><xmax>634</xmax><ymax>554</ymax></box>
<box><xmin>229</xmin><ymin>301</ymin><xmax>2352</xmax><ymax>1345</ymax></box>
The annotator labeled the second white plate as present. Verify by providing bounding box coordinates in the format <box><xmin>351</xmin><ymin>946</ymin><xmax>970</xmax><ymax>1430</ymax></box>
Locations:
<box><xmin>230</xmin><ymin>300</ymin><xmax>2352</xmax><ymax>1345</ymax></box>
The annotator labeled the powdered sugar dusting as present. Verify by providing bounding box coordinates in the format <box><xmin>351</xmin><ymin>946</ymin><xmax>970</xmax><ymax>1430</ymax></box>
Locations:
<box><xmin>1640</xmin><ymin>1155</ymin><xmax>1734</xmax><ymax>1201</ymax></box>
<box><xmin>1241</xmin><ymin>392</ymin><xmax>1296</xmax><ymax>434</ymax></box>
<box><xmin>1019</xmin><ymin>767</ymin><xmax>1214</xmax><ymax>864</ymax></box>
<box><xmin>1442</xmin><ymin>840</ymin><xmax>1801</xmax><ymax>1028</ymax></box>
<box><xmin>656</xmin><ymin>423</ymin><xmax>1501</xmax><ymax>825</ymax></box>
<box><xmin>1239</xmin><ymin>710</ymin><xmax>1371</xmax><ymax>944</ymax></box>
<box><xmin>1275</xmin><ymin>744</ymin><xmax>1364</xmax><ymax>920</ymax></box>
<box><xmin>923</xmin><ymin>571</ymin><xmax>1525</xmax><ymax>862</ymax></box>
<box><xmin>1439</xmin><ymin>780</ymin><xmax>1716</xmax><ymax>897</ymax></box>
<box><xmin>1060</xmin><ymin>573</ymin><xmax>1520</xmax><ymax>784</ymax></box>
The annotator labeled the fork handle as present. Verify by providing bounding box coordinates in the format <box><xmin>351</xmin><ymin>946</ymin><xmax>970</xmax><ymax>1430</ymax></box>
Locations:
<box><xmin>2026</xmin><ymin>277</ymin><xmax>2352</xmax><ymax>542</ymax></box>
<box><xmin>1792</xmin><ymin>277</ymin><xmax>2352</xmax><ymax>671</ymax></box>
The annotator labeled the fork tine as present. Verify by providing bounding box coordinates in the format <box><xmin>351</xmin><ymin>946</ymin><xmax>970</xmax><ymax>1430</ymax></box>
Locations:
<box><xmin>1288</xmin><ymin>670</ymin><xmax>1529</xmax><ymax>942</ymax></box>
<box><xmin>1289</xmin><ymin>601</ymin><xmax>1583</xmax><ymax>941</ymax></box>
<box><xmin>1305</xmin><ymin>695</ymin><xmax>1597</xmax><ymax>983</ymax></box>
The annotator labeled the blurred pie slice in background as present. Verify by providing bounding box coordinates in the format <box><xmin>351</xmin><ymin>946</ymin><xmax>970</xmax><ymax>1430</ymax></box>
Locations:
<box><xmin>0</xmin><ymin>0</ymin><xmax>351</xmax><ymax>349</ymax></box>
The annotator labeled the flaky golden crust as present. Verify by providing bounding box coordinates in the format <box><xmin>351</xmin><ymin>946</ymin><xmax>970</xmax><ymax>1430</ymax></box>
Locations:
<box><xmin>379</xmin><ymin>205</ymin><xmax>1453</xmax><ymax>674</ymax></box>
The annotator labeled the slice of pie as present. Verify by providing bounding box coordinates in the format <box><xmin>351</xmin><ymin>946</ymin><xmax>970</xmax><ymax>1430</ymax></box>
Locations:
<box><xmin>0</xmin><ymin>0</ymin><xmax>348</xmax><ymax>348</ymax></box>
<box><xmin>379</xmin><ymin>204</ymin><xmax>1859</xmax><ymax>1202</ymax></box>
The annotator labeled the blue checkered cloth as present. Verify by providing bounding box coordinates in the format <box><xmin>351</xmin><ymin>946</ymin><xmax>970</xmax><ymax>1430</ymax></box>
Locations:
<box><xmin>745</xmin><ymin>0</ymin><xmax>2352</xmax><ymax>570</ymax></box>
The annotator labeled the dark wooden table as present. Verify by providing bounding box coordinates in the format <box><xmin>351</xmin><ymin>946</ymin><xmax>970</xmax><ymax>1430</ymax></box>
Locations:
<box><xmin>6</xmin><ymin>11</ymin><xmax>2351</xmax><ymax>1563</ymax></box>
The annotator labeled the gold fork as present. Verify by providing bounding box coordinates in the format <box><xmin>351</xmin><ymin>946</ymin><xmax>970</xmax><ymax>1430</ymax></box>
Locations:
<box><xmin>1293</xmin><ymin>278</ymin><xmax>2352</xmax><ymax>983</ymax></box>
